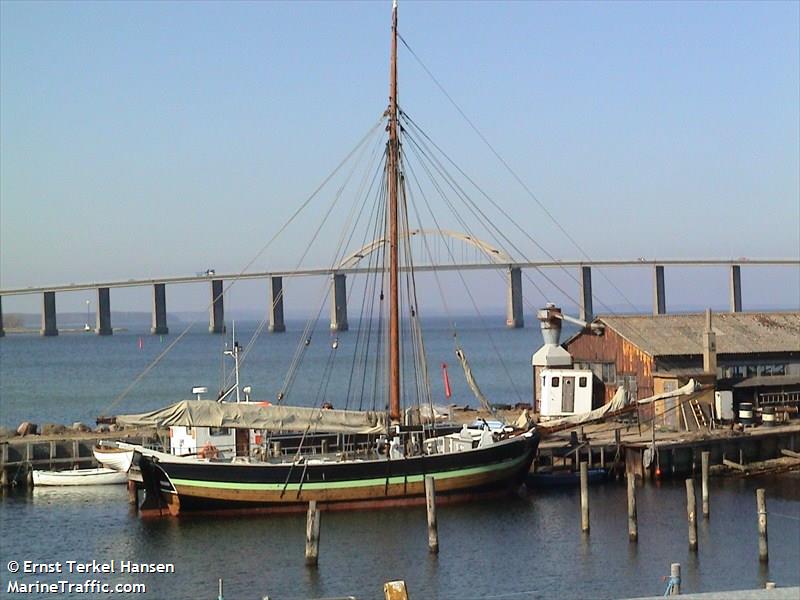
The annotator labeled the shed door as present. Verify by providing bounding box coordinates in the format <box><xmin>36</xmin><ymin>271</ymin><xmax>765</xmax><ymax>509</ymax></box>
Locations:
<box><xmin>235</xmin><ymin>429</ymin><xmax>250</xmax><ymax>457</ymax></box>
<box><xmin>563</xmin><ymin>377</ymin><xmax>575</xmax><ymax>413</ymax></box>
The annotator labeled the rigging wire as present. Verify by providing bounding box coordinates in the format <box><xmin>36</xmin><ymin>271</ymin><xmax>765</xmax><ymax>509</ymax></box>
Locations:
<box><xmin>398</xmin><ymin>33</ymin><xmax>642</xmax><ymax>315</ymax></box>
<box><xmin>401</xmin><ymin>144</ymin><xmax>525</xmax><ymax>406</ymax></box>
<box><xmin>400</xmin><ymin>109</ymin><xmax>696</xmax><ymax>382</ymax></box>
<box><xmin>100</xmin><ymin>115</ymin><xmax>386</xmax><ymax>416</ymax></box>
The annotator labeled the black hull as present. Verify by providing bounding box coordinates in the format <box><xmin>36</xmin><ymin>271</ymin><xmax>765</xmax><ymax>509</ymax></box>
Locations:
<box><xmin>136</xmin><ymin>430</ymin><xmax>539</xmax><ymax>516</ymax></box>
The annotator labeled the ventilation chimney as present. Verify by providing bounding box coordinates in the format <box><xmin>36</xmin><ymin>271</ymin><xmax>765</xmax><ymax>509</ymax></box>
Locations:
<box><xmin>703</xmin><ymin>308</ymin><xmax>717</xmax><ymax>376</ymax></box>
<box><xmin>538</xmin><ymin>303</ymin><xmax>563</xmax><ymax>346</ymax></box>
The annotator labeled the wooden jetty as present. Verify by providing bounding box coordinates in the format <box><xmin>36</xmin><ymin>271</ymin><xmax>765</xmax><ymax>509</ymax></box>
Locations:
<box><xmin>532</xmin><ymin>420</ymin><xmax>800</xmax><ymax>481</ymax></box>
<box><xmin>0</xmin><ymin>428</ymin><xmax>159</xmax><ymax>486</ymax></box>
<box><xmin>627</xmin><ymin>586</ymin><xmax>800</xmax><ymax>599</ymax></box>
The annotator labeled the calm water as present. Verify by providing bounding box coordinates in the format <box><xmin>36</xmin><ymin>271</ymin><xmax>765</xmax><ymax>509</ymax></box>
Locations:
<box><xmin>1</xmin><ymin>321</ymin><xmax>799</xmax><ymax>599</ymax></box>
<box><xmin>0</xmin><ymin>318</ymin><xmax>542</xmax><ymax>428</ymax></box>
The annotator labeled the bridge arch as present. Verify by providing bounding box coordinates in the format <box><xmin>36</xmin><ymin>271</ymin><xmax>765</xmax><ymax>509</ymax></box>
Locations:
<box><xmin>336</xmin><ymin>229</ymin><xmax>511</xmax><ymax>269</ymax></box>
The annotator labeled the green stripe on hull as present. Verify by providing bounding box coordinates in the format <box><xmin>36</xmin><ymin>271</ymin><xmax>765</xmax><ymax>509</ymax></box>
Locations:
<box><xmin>170</xmin><ymin>453</ymin><xmax>529</xmax><ymax>492</ymax></box>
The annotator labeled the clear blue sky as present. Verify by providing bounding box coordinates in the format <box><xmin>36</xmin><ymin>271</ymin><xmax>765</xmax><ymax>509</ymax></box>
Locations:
<box><xmin>1</xmin><ymin>1</ymin><xmax>798</xmax><ymax>316</ymax></box>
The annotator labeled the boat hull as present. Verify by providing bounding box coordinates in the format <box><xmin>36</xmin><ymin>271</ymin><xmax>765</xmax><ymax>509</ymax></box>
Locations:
<box><xmin>93</xmin><ymin>446</ymin><xmax>134</xmax><ymax>472</ymax></box>
<box><xmin>136</xmin><ymin>430</ymin><xmax>538</xmax><ymax>516</ymax></box>
<box><xmin>32</xmin><ymin>468</ymin><xmax>128</xmax><ymax>486</ymax></box>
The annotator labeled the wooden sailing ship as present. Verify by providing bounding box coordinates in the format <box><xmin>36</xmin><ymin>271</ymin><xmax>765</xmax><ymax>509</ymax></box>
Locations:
<box><xmin>126</xmin><ymin>1</ymin><xmax>538</xmax><ymax>516</ymax></box>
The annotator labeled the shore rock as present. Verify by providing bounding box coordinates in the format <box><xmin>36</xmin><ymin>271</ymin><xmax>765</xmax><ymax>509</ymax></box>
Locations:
<box><xmin>71</xmin><ymin>422</ymin><xmax>91</xmax><ymax>433</ymax></box>
<box><xmin>95</xmin><ymin>424</ymin><xmax>110</xmax><ymax>433</ymax></box>
<box><xmin>17</xmin><ymin>422</ymin><xmax>38</xmax><ymax>436</ymax></box>
<box><xmin>41</xmin><ymin>423</ymin><xmax>67</xmax><ymax>436</ymax></box>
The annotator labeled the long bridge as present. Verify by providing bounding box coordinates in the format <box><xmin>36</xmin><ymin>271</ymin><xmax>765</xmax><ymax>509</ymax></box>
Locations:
<box><xmin>1</xmin><ymin>255</ymin><xmax>796</xmax><ymax>338</ymax></box>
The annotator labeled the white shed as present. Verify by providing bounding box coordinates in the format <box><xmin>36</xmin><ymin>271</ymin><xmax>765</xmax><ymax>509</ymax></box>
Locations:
<box><xmin>538</xmin><ymin>368</ymin><xmax>595</xmax><ymax>420</ymax></box>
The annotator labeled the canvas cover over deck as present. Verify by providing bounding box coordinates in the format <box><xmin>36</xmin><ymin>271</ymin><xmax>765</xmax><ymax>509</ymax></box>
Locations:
<box><xmin>117</xmin><ymin>400</ymin><xmax>388</xmax><ymax>434</ymax></box>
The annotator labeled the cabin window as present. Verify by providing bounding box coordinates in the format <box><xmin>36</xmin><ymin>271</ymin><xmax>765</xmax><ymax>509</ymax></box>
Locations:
<box><xmin>578</xmin><ymin>376</ymin><xmax>588</xmax><ymax>388</ymax></box>
<box><xmin>209</xmin><ymin>427</ymin><xmax>230</xmax><ymax>436</ymax></box>
<box><xmin>551</xmin><ymin>377</ymin><xmax>560</xmax><ymax>388</ymax></box>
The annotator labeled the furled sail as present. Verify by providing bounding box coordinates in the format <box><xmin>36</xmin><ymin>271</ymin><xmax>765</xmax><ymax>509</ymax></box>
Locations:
<box><xmin>455</xmin><ymin>347</ymin><xmax>493</xmax><ymax>413</ymax></box>
<box><xmin>116</xmin><ymin>400</ymin><xmax>387</xmax><ymax>434</ymax></box>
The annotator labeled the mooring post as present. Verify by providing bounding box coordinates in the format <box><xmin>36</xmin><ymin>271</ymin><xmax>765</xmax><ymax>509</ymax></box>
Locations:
<box><xmin>580</xmin><ymin>461</ymin><xmax>590</xmax><ymax>533</ymax></box>
<box><xmin>72</xmin><ymin>440</ymin><xmax>80</xmax><ymax>467</ymax></box>
<box><xmin>627</xmin><ymin>472</ymin><xmax>638</xmax><ymax>542</ymax></box>
<box><xmin>321</xmin><ymin>439</ymin><xmax>329</xmax><ymax>455</ymax></box>
<box><xmin>425</xmin><ymin>475</ymin><xmax>439</xmax><ymax>553</ymax></box>
<box><xmin>686</xmin><ymin>479</ymin><xmax>697</xmax><ymax>551</ymax></box>
<box><xmin>0</xmin><ymin>469</ymin><xmax>7</xmax><ymax>488</ymax></box>
<box><xmin>756</xmin><ymin>488</ymin><xmax>768</xmax><ymax>563</ymax></box>
<box><xmin>218</xmin><ymin>577</ymin><xmax>223</xmax><ymax>600</ymax></box>
<box><xmin>127</xmin><ymin>480</ymin><xmax>139</xmax><ymax>507</ymax></box>
<box><xmin>384</xmin><ymin>580</ymin><xmax>410</xmax><ymax>600</ymax></box>
<box><xmin>26</xmin><ymin>465</ymin><xmax>34</xmax><ymax>488</ymax></box>
<box><xmin>670</xmin><ymin>563</ymin><xmax>681</xmax><ymax>595</ymax></box>
<box><xmin>701</xmin><ymin>451</ymin><xmax>710</xmax><ymax>519</ymax></box>
<box><xmin>272</xmin><ymin>441</ymin><xmax>281</xmax><ymax>458</ymax></box>
<box><xmin>305</xmin><ymin>500</ymin><xmax>320</xmax><ymax>566</ymax></box>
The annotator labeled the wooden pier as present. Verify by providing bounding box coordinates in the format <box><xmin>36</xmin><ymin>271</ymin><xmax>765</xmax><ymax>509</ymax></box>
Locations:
<box><xmin>532</xmin><ymin>420</ymin><xmax>800</xmax><ymax>480</ymax></box>
<box><xmin>0</xmin><ymin>428</ymin><xmax>159</xmax><ymax>486</ymax></box>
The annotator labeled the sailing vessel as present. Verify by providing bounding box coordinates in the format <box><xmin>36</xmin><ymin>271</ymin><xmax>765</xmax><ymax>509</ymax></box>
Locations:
<box><xmin>124</xmin><ymin>1</ymin><xmax>538</xmax><ymax>516</ymax></box>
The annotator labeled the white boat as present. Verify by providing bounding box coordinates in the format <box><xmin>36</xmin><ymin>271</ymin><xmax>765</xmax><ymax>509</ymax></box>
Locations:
<box><xmin>93</xmin><ymin>445</ymin><xmax>134</xmax><ymax>472</ymax></box>
<box><xmin>32</xmin><ymin>468</ymin><xmax>128</xmax><ymax>486</ymax></box>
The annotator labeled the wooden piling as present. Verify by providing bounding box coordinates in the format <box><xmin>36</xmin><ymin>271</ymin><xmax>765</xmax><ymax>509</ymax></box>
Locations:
<box><xmin>580</xmin><ymin>461</ymin><xmax>590</xmax><ymax>533</ymax></box>
<box><xmin>384</xmin><ymin>580</ymin><xmax>410</xmax><ymax>600</ymax></box>
<box><xmin>670</xmin><ymin>563</ymin><xmax>681</xmax><ymax>595</ymax></box>
<box><xmin>305</xmin><ymin>500</ymin><xmax>320</xmax><ymax>566</ymax></box>
<box><xmin>26</xmin><ymin>466</ymin><xmax>34</xmax><ymax>488</ymax></box>
<box><xmin>627</xmin><ymin>472</ymin><xmax>638</xmax><ymax>542</ymax></box>
<box><xmin>1</xmin><ymin>469</ymin><xmax>8</xmax><ymax>488</ymax></box>
<box><xmin>72</xmin><ymin>440</ymin><xmax>80</xmax><ymax>467</ymax></box>
<box><xmin>600</xmin><ymin>446</ymin><xmax>605</xmax><ymax>470</ymax></box>
<box><xmin>756</xmin><ymin>488</ymin><xmax>768</xmax><ymax>563</ymax></box>
<box><xmin>49</xmin><ymin>441</ymin><xmax>56</xmax><ymax>469</ymax></box>
<box><xmin>425</xmin><ymin>475</ymin><xmax>439</xmax><ymax>554</ymax></box>
<box><xmin>127</xmin><ymin>480</ymin><xmax>139</xmax><ymax>507</ymax></box>
<box><xmin>701</xmin><ymin>451</ymin><xmax>710</xmax><ymax>519</ymax></box>
<box><xmin>272</xmin><ymin>441</ymin><xmax>282</xmax><ymax>458</ymax></box>
<box><xmin>685</xmin><ymin>479</ymin><xmax>697</xmax><ymax>551</ymax></box>
<box><xmin>321</xmin><ymin>439</ymin><xmax>329</xmax><ymax>454</ymax></box>
<box><xmin>218</xmin><ymin>578</ymin><xmax>223</xmax><ymax>600</ymax></box>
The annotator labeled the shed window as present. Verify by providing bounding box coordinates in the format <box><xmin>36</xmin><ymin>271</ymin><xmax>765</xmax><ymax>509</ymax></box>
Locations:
<box><xmin>551</xmin><ymin>377</ymin><xmax>560</xmax><ymax>388</ymax></box>
<box><xmin>601</xmin><ymin>363</ymin><xmax>616</xmax><ymax>384</ymax></box>
<box><xmin>209</xmin><ymin>427</ymin><xmax>230</xmax><ymax>436</ymax></box>
<box><xmin>578</xmin><ymin>376</ymin><xmax>588</xmax><ymax>388</ymax></box>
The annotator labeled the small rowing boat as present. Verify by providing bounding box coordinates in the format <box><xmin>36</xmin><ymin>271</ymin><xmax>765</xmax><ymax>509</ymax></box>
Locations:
<box><xmin>32</xmin><ymin>468</ymin><xmax>128</xmax><ymax>486</ymax></box>
<box><xmin>93</xmin><ymin>445</ymin><xmax>134</xmax><ymax>472</ymax></box>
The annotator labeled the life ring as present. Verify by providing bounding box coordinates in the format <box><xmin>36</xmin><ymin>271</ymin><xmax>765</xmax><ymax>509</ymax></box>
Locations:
<box><xmin>198</xmin><ymin>442</ymin><xmax>218</xmax><ymax>459</ymax></box>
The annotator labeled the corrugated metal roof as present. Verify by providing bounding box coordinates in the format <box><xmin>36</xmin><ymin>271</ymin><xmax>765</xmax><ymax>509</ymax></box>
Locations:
<box><xmin>733</xmin><ymin>374</ymin><xmax>800</xmax><ymax>388</ymax></box>
<box><xmin>583</xmin><ymin>312</ymin><xmax>800</xmax><ymax>357</ymax></box>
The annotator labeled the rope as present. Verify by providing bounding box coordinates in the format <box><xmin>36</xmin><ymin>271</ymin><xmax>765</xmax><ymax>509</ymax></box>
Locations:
<box><xmin>663</xmin><ymin>575</ymin><xmax>680</xmax><ymax>597</ymax></box>
<box><xmin>101</xmin><ymin>115</ymin><xmax>386</xmax><ymax>416</ymax></box>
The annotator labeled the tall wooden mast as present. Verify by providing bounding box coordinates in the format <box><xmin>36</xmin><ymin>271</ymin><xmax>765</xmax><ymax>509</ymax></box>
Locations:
<box><xmin>387</xmin><ymin>0</ymin><xmax>401</xmax><ymax>422</ymax></box>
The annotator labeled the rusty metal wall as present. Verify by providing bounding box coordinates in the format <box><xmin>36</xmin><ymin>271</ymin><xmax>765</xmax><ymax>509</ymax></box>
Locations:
<box><xmin>565</xmin><ymin>328</ymin><xmax>655</xmax><ymax>404</ymax></box>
